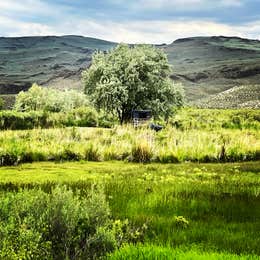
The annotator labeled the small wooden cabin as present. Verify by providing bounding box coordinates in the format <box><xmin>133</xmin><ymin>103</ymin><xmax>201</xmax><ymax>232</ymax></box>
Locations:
<box><xmin>132</xmin><ymin>110</ymin><xmax>152</xmax><ymax>127</ymax></box>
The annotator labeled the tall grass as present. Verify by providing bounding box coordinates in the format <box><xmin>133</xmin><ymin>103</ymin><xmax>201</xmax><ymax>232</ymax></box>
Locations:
<box><xmin>0</xmin><ymin>125</ymin><xmax>259</xmax><ymax>165</ymax></box>
<box><xmin>169</xmin><ymin>108</ymin><xmax>260</xmax><ymax>130</ymax></box>
<box><xmin>108</xmin><ymin>244</ymin><xmax>260</xmax><ymax>260</ymax></box>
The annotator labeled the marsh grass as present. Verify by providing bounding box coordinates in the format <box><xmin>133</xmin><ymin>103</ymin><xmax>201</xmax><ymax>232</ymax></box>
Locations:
<box><xmin>0</xmin><ymin>161</ymin><xmax>259</xmax><ymax>255</ymax></box>
<box><xmin>0</xmin><ymin>125</ymin><xmax>259</xmax><ymax>166</ymax></box>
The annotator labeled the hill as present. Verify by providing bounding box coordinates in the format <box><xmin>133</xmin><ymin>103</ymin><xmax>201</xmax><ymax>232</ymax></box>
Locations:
<box><xmin>194</xmin><ymin>85</ymin><xmax>260</xmax><ymax>109</ymax></box>
<box><xmin>0</xmin><ymin>35</ymin><xmax>116</xmax><ymax>94</ymax></box>
<box><xmin>1</xmin><ymin>35</ymin><xmax>260</xmax><ymax>107</ymax></box>
<box><xmin>164</xmin><ymin>36</ymin><xmax>260</xmax><ymax>101</ymax></box>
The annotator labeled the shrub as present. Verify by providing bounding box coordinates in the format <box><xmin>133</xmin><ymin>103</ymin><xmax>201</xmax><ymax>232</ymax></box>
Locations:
<box><xmin>0</xmin><ymin>111</ymin><xmax>50</xmax><ymax>130</ymax></box>
<box><xmin>0</xmin><ymin>108</ymin><xmax>99</xmax><ymax>130</ymax></box>
<box><xmin>98</xmin><ymin>112</ymin><xmax>116</xmax><ymax>128</ymax></box>
<box><xmin>174</xmin><ymin>216</ymin><xmax>190</xmax><ymax>229</ymax></box>
<box><xmin>112</xmin><ymin>219</ymin><xmax>148</xmax><ymax>247</ymax></box>
<box><xmin>0</xmin><ymin>186</ymin><xmax>116</xmax><ymax>259</ymax></box>
<box><xmin>14</xmin><ymin>83</ymin><xmax>89</xmax><ymax>113</ymax></box>
<box><xmin>65</xmin><ymin>107</ymin><xmax>98</xmax><ymax>127</ymax></box>
<box><xmin>63</xmin><ymin>146</ymin><xmax>83</xmax><ymax>161</ymax></box>
<box><xmin>0</xmin><ymin>151</ymin><xmax>20</xmax><ymax>166</ymax></box>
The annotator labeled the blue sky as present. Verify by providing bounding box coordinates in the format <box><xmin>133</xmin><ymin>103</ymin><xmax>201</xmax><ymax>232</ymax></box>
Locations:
<box><xmin>0</xmin><ymin>0</ymin><xmax>260</xmax><ymax>43</ymax></box>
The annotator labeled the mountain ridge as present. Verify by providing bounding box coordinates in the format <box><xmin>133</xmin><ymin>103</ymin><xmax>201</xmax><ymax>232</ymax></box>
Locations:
<box><xmin>1</xmin><ymin>35</ymin><xmax>260</xmax><ymax>108</ymax></box>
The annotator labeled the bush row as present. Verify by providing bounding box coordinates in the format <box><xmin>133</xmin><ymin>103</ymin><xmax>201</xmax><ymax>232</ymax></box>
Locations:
<box><xmin>0</xmin><ymin>107</ymin><xmax>114</xmax><ymax>130</ymax></box>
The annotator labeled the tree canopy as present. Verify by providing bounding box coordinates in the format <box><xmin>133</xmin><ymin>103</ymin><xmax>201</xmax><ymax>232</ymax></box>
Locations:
<box><xmin>82</xmin><ymin>44</ymin><xmax>184</xmax><ymax>124</ymax></box>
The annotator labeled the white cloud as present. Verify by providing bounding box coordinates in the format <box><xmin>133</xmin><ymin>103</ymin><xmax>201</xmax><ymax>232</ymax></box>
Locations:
<box><xmin>0</xmin><ymin>0</ymin><xmax>42</xmax><ymax>13</ymax></box>
<box><xmin>2</xmin><ymin>15</ymin><xmax>260</xmax><ymax>43</ymax></box>
<box><xmin>52</xmin><ymin>19</ymin><xmax>260</xmax><ymax>44</ymax></box>
<box><xmin>0</xmin><ymin>16</ymin><xmax>56</xmax><ymax>36</ymax></box>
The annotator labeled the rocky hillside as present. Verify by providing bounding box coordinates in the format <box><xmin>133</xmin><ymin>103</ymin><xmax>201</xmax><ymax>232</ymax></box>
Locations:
<box><xmin>1</xmin><ymin>35</ymin><xmax>260</xmax><ymax>107</ymax></box>
<box><xmin>194</xmin><ymin>85</ymin><xmax>260</xmax><ymax>109</ymax></box>
<box><xmin>164</xmin><ymin>36</ymin><xmax>260</xmax><ymax>101</ymax></box>
<box><xmin>0</xmin><ymin>35</ymin><xmax>116</xmax><ymax>94</ymax></box>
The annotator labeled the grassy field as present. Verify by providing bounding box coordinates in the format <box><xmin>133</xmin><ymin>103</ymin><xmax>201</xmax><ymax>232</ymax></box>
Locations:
<box><xmin>108</xmin><ymin>244</ymin><xmax>260</xmax><ymax>260</ymax></box>
<box><xmin>0</xmin><ymin>124</ymin><xmax>259</xmax><ymax>166</ymax></box>
<box><xmin>0</xmin><ymin>161</ymin><xmax>259</xmax><ymax>258</ymax></box>
<box><xmin>0</xmin><ymin>108</ymin><xmax>259</xmax><ymax>258</ymax></box>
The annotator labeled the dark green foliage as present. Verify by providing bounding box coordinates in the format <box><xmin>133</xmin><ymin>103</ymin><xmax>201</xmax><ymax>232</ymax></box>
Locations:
<box><xmin>131</xmin><ymin>141</ymin><xmax>153</xmax><ymax>163</ymax></box>
<box><xmin>64</xmin><ymin>107</ymin><xmax>98</xmax><ymax>127</ymax></box>
<box><xmin>0</xmin><ymin>151</ymin><xmax>20</xmax><ymax>166</ymax></box>
<box><xmin>0</xmin><ymin>108</ymin><xmax>99</xmax><ymax>130</ymax></box>
<box><xmin>0</xmin><ymin>110</ymin><xmax>50</xmax><ymax>130</ymax></box>
<box><xmin>84</xmin><ymin>143</ymin><xmax>100</xmax><ymax>161</ymax></box>
<box><xmin>98</xmin><ymin>112</ymin><xmax>116</xmax><ymax>128</ymax></box>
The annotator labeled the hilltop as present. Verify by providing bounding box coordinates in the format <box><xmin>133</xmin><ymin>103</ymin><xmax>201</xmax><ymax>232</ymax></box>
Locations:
<box><xmin>1</xmin><ymin>35</ymin><xmax>260</xmax><ymax>107</ymax></box>
<box><xmin>0</xmin><ymin>35</ymin><xmax>116</xmax><ymax>94</ymax></box>
<box><xmin>165</xmin><ymin>36</ymin><xmax>260</xmax><ymax>101</ymax></box>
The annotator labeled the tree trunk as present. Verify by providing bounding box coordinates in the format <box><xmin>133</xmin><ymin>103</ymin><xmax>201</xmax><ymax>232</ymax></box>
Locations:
<box><xmin>117</xmin><ymin>108</ymin><xmax>132</xmax><ymax>124</ymax></box>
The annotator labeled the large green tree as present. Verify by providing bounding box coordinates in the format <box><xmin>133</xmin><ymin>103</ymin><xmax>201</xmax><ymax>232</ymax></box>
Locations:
<box><xmin>82</xmin><ymin>44</ymin><xmax>184</xmax><ymax>124</ymax></box>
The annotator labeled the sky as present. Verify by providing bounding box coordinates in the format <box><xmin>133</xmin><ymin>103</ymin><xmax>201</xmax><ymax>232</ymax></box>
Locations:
<box><xmin>0</xmin><ymin>0</ymin><xmax>260</xmax><ymax>44</ymax></box>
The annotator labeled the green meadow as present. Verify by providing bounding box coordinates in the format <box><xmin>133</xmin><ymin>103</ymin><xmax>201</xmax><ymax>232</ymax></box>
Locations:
<box><xmin>0</xmin><ymin>108</ymin><xmax>259</xmax><ymax>259</ymax></box>
<box><xmin>0</xmin><ymin>161</ymin><xmax>259</xmax><ymax>259</ymax></box>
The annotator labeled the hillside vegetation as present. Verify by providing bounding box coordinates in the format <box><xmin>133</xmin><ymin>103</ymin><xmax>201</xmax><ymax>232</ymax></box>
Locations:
<box><xmin>1</xmin><ymin>35</ymin><xmax>260</xmax><ymax>107</ymax></box>
<box><xmin>0</xmin><ymin>35</ymin><xmax>116</xmax><ymax>95</ymax></box>
<box><xmin>166</xmin><ymin>36</ymin><xmax>260</xmax><ymax>101</ymax></box>
<box><xmin>195</xmin><ymin>85</ymin><xmax>260</xmax><ymax>108</ymax></box>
